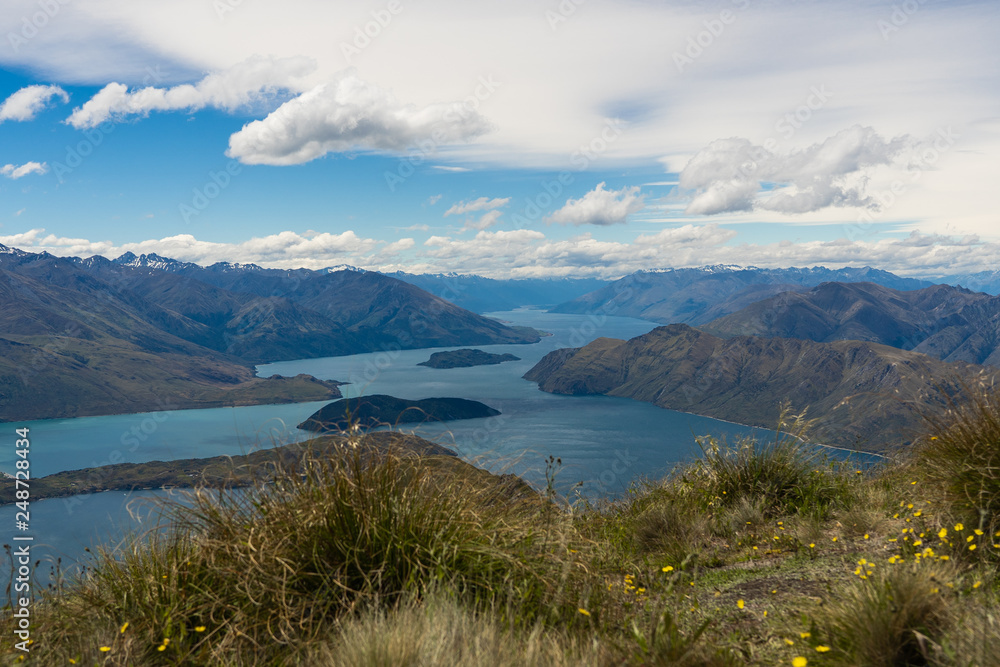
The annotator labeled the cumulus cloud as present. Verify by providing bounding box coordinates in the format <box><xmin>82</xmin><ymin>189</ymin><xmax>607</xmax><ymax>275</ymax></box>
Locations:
<box><xmin>226</xmin><ymin>73</ymin><xmax>493</xmax><ymax>165</ymax></box>
<box><xmin>66</xmin><ymin>55</ymin><xmax>316</xmax><ymax>129</ymax></box>
<box><xmin>1</xmin><ymin>162</ymin><xmax>47</xmax><ymax>179</ymax></box>
<box><xmin>680</xmin><ymin>126</ymin><xmax>913</xmax><ymax>215</ymax></box>
<box><xmin>546</xmin><ymin>182</ymin><xmax>645</xmax><ymax>226</ymax></box>
<box><xmin>444</xmin><ymin>196</ymin><xmax>509</xmax><ymax>216</ymax></box>
<box><xmin>0</xmin><ymin>85</ymin><xmax>69</xmax><ymax>122</ymax></box>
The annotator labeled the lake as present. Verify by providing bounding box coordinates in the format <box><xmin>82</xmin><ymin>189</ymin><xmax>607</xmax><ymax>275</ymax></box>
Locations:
<box><xmin>0</xmin><ymin>309</ymin><xmax>868</xmax><ymax>587</ymax></box>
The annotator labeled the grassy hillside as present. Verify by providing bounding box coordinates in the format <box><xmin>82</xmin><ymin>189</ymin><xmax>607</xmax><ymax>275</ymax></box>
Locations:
<box><xmin>4</xmin><ymin>397</ymin><xmax>1000</xmax><ymax>665</ymax></box>
<box><xmin>0</xmin><ymin>431</ymin><xmax>459</xmax><ymax>504</ymax></box>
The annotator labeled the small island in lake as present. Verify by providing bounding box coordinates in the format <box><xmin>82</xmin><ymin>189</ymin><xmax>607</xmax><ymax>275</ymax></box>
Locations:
<box><xmin>297</xmin><ymin>394</ymin><xmax>501</xmax><ymax>432</ymax></box>
<box><xmin>418</xmin><ymin>348</ymin><xmax>521</xmax><ymax>369</ymax></box>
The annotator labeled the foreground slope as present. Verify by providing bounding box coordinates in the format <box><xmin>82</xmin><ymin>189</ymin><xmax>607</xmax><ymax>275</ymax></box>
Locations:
<box><xmin>524</xmin><ymin>324</ymin><xmax>985</xmax><ymax>451</ymax></box>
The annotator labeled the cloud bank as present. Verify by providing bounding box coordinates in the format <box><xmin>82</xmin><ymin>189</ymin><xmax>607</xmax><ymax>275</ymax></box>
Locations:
<box><xmin>226</xmin><ymin>73</ymin><xmax>493</xmax><ymax>165</ymax></box>
<box><xmin>66</xmin><ymin>56</ymin><xmax>316</xmax><ymax>129</ymax></box>
<box><xmin>680</xmin><ymin>126</ymin><xmax>913</xmax><ymax>215</ymax></box>
<box><xmin>6</xmin><ymin>225</ymin><xmax>1000</xmax><ymax>280</ymax></box>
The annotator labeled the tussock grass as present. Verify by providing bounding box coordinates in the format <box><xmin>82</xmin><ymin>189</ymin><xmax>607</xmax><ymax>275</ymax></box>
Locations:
<box><xmin>316</xmin><ymin>590</ymin><xmax>613</xmax><ymax>667</ymax></box>
<box><xmin>919</xmin><ymin>386</ymin><xmax>1000</xmax><ymax>540</ymax></box>
<box><xmin>679</xmin><ymin>412</ymin><xmax>858</xmax><ymax>522</ymax></box>
<box><xmin>812</xmin><ymin>560</ymin><xmax>957</xmax><ymax>666</ymax></box>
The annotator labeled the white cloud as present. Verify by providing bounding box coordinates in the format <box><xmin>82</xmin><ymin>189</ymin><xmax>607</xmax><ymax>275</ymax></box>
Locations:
<box><xmin>9</xmin><ymin>225</ymin><xmax>1000</xmax><ymax>280</ymax></box>
<box><xmin>680</xmin><ymin>126</ymin><xmax>913</xmax><ymax>215</ymax></box>
<box><xmin>463</xmin><ymin>209</ymin><xmax>503</xmax><ymax>231</ymax></box>
<box><xmin>1</xmin><ymin>162</ymin><xmax>48</xmax><ymax>179</ymax></box>
<box><xmin>546</xmin><ymin>182</ymin><xmax>645</xmax><ymax>226</ymax></box>
<box><xmin>226</xmin><ymin>73</ymin><xmax>493</xmax><ymax>165</ymax></box>
<box><xmin>402</xmin><ymin>223</ymin><xmax>430</xmax><ymax>231</ymax></box>
<box><xmin>0</xmin><ymin>85</ymin><xmax>69</xmax><ymax>122</ymax></box>
<box><xmin>0</xmin><ymin>228</ymin><xmax>412</xmax><ymax>270</ymax></box>
<box><xmin>444</xmin><ymin>196</ymin><xmax>509</xmax><ymax>216</ymax></box>
<box><xmin>66</xmin><ymin>55</ymin><xmax>316</xmax><ymax>129</ymax></box>
<box><xmin>432</xmin><ymin>165</ymin><xmax>471</xmax><ymax>172</ymax></box>
<box><xmin>426</xmin><ymin>195</ymin><xmax>442</xmax><ymax>205</ymax></box>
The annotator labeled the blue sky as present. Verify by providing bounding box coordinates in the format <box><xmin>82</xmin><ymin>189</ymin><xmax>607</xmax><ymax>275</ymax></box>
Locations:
<box><xmin>0</xmin><ymin>0</ymin><xmax>998</xmax><ymax>277</ymax></box>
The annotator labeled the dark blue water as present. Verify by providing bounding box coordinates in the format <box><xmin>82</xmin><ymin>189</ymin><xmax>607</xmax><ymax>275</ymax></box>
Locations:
<box><xmin>0</xmin><ymin>309</ymin><xmax>873</xmax><ymax>589</ymax></box>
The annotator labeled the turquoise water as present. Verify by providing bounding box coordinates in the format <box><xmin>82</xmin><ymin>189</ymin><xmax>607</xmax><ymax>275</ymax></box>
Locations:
<box><xmin>0</xmin><ymin>309</ymin><xmax>870</xmax><ymax>587</ymax></box>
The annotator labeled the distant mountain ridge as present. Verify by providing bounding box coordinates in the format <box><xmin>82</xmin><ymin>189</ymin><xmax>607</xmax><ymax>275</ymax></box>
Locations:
<box><xmin>524</xmin><ymin>324</ymin><xmax>987</xmax><ymax>452</ymax></box>
<box><xmin>386</xmin><ymin>271</ymin><xmax>609</xmax><ymax>313</ymax></box>
<box><xmin>0</xmin><ymin>244</ymin><xmax>538</xmax><ymax>420</ymax></box>
<box><xmin>549</xmin><ymin>266</ymin><xmax>934</xmax><ymax>325</ymax></box>
<box><xmin>67</xmin><ymin>250</ymin><xmax>540</xmax><ymax>362</ymax></box>
<box><xmin>705</xmin><ymin>281</ymin><xmax>1000</xmax><ymax>366</ymax></box>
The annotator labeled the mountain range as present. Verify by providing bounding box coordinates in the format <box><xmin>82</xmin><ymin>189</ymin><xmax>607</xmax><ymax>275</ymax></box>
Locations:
<box><xmin>524</xmin><ymin>324</ymin><xmax>988</xmax><ymax>452</ymax></box>
<box><xmin>704</xmin><ymin>281</ymin><xmax>1000</xmax><ymax>366</ymax></box>
<box><xmin>0</xmin><ymin>246</ymin><xmax>538</xmax><ymax>420</ymax></box>
<box><xmin>385</xmin><ymin>272</ymin><xmax>609</xmax><ymax>313</ymax></box>
<box><xmin>549</xmin><ymin>266</ymin><xmax>935</xmax><ymax>325</ymax></box>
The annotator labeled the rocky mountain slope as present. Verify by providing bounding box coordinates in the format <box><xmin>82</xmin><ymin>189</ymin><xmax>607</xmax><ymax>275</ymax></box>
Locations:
<box><xmin>549</xmin><ymin>266</ymin><xmax>933</xmax><ymax>325</ymax></box>
<box><xmin>706</xmin><ymin>281</ymin><xmax>1000</xmax><ymax>366</ymax></box>
<box><xmin>0</xmin><ymin>245</ymin><xmax>537</xmax><ymax>420</ymax></box>
<box><xmin>524</xmin><ymin>324</ymin><xmax>986</xmax><ymax>451</ymax></box>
